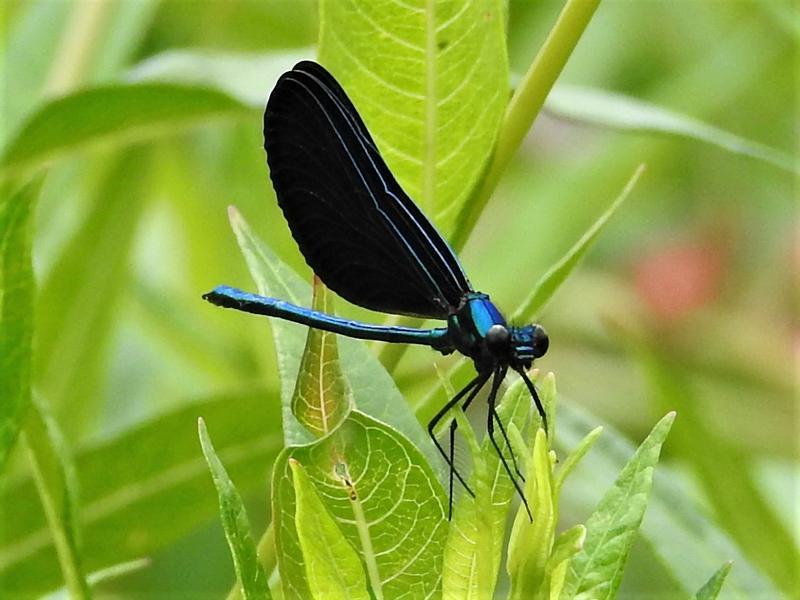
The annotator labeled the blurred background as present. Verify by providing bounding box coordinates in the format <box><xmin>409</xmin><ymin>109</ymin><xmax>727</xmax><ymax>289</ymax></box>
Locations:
<box><xmin>1</xmin><ymin>0</ymin><xmax>796</xmax><ymax>597</ymax></box>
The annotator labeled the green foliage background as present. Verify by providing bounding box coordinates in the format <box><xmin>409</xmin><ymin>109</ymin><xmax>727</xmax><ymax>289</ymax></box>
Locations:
<box><xmin>0</xmin><ymin>0</ymin><xmax>796</xmax><ymax>597</ymax></box>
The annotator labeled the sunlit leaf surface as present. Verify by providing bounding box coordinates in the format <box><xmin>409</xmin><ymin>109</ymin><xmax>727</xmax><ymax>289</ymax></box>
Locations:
<box><xmin>274</xmin><ymin>411</ymin><xmax>448</xmax><ymax>600</ymax></box>
<box><xmin>319</xmin><ymin>0</ymin><xmax>508</xmax><ymax>235</ymax></box>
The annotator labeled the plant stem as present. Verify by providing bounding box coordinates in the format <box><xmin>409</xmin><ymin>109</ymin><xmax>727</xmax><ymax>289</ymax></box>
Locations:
<box><xmin>450</xmin><ymin>0</ymin><xmax>602</xmax><ymax>253</ymax></box>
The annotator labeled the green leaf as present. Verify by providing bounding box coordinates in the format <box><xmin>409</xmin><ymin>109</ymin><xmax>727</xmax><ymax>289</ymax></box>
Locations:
<box><xmin>318</xmin><ymin>0</ymin><xmax>508</xmax><ymax>235</ymax></box>
<box><xmin>198</xmin><ymin>418</ymin><xmax>270</xmax><ymax>600</ymax></box>
<box><xmin>127</xmin><ymin>49</ymin><xmax>310</xmax><ymax>108</ymax></box>
<box><xmin>511</xmin><ymin>164</ymin><xmax>644</xmax><ymax>322</ymax></box>
<box><xmin>545</xmin><ymin>85</ymin><xmax>797</xmax><ymax>174</ymax></box>
<box><xmin>0</xmin><ymin>83</ymin><xmax>252</xmax><ymax>182</ymax></box>
<box><xmin>563</xmin><ymin>412</ymin><xmax>675</xmax><ymax>599</ymax></box>
<box><xmin>23</xmin><ymin>397</ymin><xmax>90</xmax><ymax>598</ymax></box>
<box><xmin>442</xmin><ymin>378</ymin><xmax>530</xmax><ymax>599</ymax></box>
<box><xmin>692</xmin><ymin>561</ymin><xmax>733</xmax><ymax>600</ymax></box>
<box><xmin>0</xmin><ymin>181</ymin><xmax>38</xmax><ymax>471</ymax></box>
<box><xmin>291</xmin><ymin>278</ymin><xmax>352</xmax><ymax>437</ymax></box>
<box><xmin>272</xmin><ymin>411</ymin><xmax>448</xmax><ymax>600</ymax></box>
<box><xmin>0</xmin><ymin>390</ymin><xmax>282</xmax><ymax>596</ymax></box>
<box><xmin>546</xmin><ymin>524</ymin><xmax>586</xmax><ymax>600</ymax></box>
<box><xmin>553</xmin><ymin>425</ymin><xmax>603</xmax><ymax>497</ymax></box>
<box><xmin>506</xmin><ymin>428</ymin><xmax>556</xmax><ymax>600</ymax></box>
<box><xmin>557</xmin><ymin>401</ymin><xmax>777</xmax><ymax>597</ymax></box>
<box><xmin>42</xmin><ymin>558</ymin><xmax>150</xmax><ymax>599</ymax></box>
<box><xmin>622</xmin><ymin>331</ymin><xmax>798</xmax><ymax>594</ymax></box>
<box><xmin>290</xmin><ymin>459</ymin><xmax>370</xmax><ymax>600</ymax></box>
<box><xmin>34</xmin><ymin>151</ymin><xmax>149</xmax><ymax>439</ymax></box>
<box><xmin>225</xmin><ymin>207</ymin><xmax>440</xmax><ymax>470</ymax></box>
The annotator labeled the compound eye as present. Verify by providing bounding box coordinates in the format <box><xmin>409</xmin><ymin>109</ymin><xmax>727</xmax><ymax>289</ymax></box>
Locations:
<box><xmin>531</xmin><ymin>325</ymin><xmax>549</xmax><ymax>358</ymax></box>
<box><xmin>486</xmin><ymin>324</ymin><xmax>510</xmax><ymax>353</ymax></box>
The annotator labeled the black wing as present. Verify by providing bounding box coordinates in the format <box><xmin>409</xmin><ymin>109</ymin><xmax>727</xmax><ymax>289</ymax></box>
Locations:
<box><xmin>263</xmin><ymin>60</ymin><xmax>471</xmax><ymax>319</ymax></box>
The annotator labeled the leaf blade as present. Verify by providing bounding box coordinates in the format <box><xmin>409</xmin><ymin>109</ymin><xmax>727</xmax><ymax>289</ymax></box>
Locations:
<box><xmin>198</xmin><ymin>418</ymin><xmax>270</xmax><ymax>600</ymax></box>
<box><xmin>290</xmin><ymin>459</ymin><xmax>370</xmax><ymax>600</ymax></box>
<box><xmin>0</xmin><ymin>181</ymin><xmax>38</xmax><ymax>471</ymax></box>
<box><xmin>545</xmin><ymin>84</ymin><xmax>797</xmax><ymax>174</ymax></box>
<box><xmin>563</xmin><ymin>412</ymin><xmax>676</xmax><ymax>599</ymax></box>
<box><xmin>318</xmin><ymin>0</ymin><xmax>508</xmax><ymax>235</ymax></box>
<box><xmin>0</xmin><ymin>390</ymin><xmax>282</xmax><ymax>595</ymax></box>
<box><xmin>273</xmin><ymin>411</ymin><xmax>448</xmax><ymax>600</ymax></box>
<box><xmin>0</xmin><ymin>83</ymin><xmax>252</xmax><ymax>182</ymax></box>
<box><xmin>23</xmin><ymin>397</ymin><xmax>91</xmax><ymax>599</ymax></box>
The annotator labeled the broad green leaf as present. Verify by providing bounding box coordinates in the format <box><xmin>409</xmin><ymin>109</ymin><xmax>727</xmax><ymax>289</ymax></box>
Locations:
<box><xmin>0</xmin><ymin>83</ymin><xmax>252</xmax><ymax>182</ymax></box>
<box><xmin>692</xmin><ymin>562</ymin><xmax>733</xmax><ymax>600</ymax></box>
<box><xmin>318</xmin><ymin>0</ymin><xmax>508</xmax><ymax>235</ymax></box>
<box><xmin>34</xmin><ymin>151</ymin><xmax>149</xmax><ymax>440</ymax></box>
<box><xmin>198</xmin><ymin>418</ymin><xmax>270</xmax><ymax>600</ymax></box>
<box><xmin>511</xmin><ymin>164</ymin><xmax>644</xmax><ymax>322</ymax></box>
<box><xmin>563</xmin><ymin>412</ymin><xmax>675</xmax><ymax>599</ymax></box>
<box><xmin>0</xmin><ymin>182</ymin><xmax>38</xmax><ymax>472</ymax></box>
<box><xmin>557</xmin><ymin>401</ymin><xmax>777</xmax><ymax>597</ymax></box>
<box><xmin>290</xmin><ymin>459</ymin><xmax>369</xmax><ymax>600</ymax></box>
<box><xmin>545</xmin><ymin>85</ymin><xmax>797</xmax><ymax>174</ymax></box>
<box><xmin>273</xmin><ymin>411</ymin><xmax>448</xmax><ymax>600</ymax></box>
<box><xmin>0</xmin><ymin>390</ymin><xmax>281</xmax><ymax>596</ymax></box>
<box><xmin>291</xmin><ymin>278</ymin><xmax>352</xmax><ymax>437</ymax></box>
<box><xmin>23</xmin><ymin>397</ymin><xmax>90</xmax><ymax>598</ymax></box>
<box><xmin>443</xmin><ymin>378</ymin><xmax>530</xmax><ymax>599</ymax></box>
<box><xmin>226</xmin><ymin>207</ymin><xmax>440</xmax><ymax>471</ymax></box>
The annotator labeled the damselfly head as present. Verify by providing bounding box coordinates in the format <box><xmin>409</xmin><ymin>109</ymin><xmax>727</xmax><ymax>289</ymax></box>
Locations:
<box><xmin>510</xmin><ymin>324</ymin><xmax>549</xmax><ymax>368</ymax></box>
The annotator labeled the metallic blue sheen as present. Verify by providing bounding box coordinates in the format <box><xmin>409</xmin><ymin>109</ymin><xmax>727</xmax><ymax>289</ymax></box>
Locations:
<box><xmin>466</xmin><ymin>294</ymin><xmax>507</xmax><ymax>337</ymax></box>
<box><xmin>205</xmin><ymin>286</ymin><xmax>453</xmax><ymax>351</ymax></box>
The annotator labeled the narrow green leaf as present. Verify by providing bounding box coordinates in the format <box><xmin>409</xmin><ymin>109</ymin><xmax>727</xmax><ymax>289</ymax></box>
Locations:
<box><xmin>546</xmin><ymin>523</ymin><xmax>586</xmax><ymax>599</ymax></box>
<box><xmin>451</xmin><ymin>0</ymin><xmax>601</xmax><ymax>251</ymax></box>
<box><xmin>511</xmin><ymin>164</ymin><xmax>644</xmax><ymax>322</ymax></box>
<box><xmin>0</xmin><ymin>182</ymin><xmax>37</xmax><ymax>471</ymax></box>
<box><xmin>272</xmin><ymin>411</ymin><xmax>448</xmax><ymax>600</ymax></box>
<box><xmin>198</xmin><ymin>418</ymin><xmax>270</xmax><ymax>600</ymax></box>
<box><xmin>0</xmin><ymin>83</ymin><xmax>252</xmax><ymax>182</ymax></box>
<box><xmin>319</xmin><ymin>0</ymin><xmax>508</xmax><ymax>235</ymax></box>
<box><xmin>553</xmin><ymin>426</ymin><xmax>603</xmax><ymax>496</ymax></box>
<box><xmin>545</xmin><ymin>85</ymin><xmax>797</xmax><ymax>174</ymax></box>
<box><xmin>557</xmin><ymin>401</ymin><xmax>777</xmax><ymax>597</ymax></box>
<box><xmin>692</xmin><ymin>561</ymin><xmax>733</xmax><ymax>600</ymax></box>
<box><xmin>127</xmin><ymin>49</ymin><xmax>309</xmax><ymax>108</ymax></box>
<box><xmin>23</xmin><ymin>397</ymin><xmax>90</xmax><ymax>599</ymax></box>
<box><xmin>506</xmin><ymin>428</ymin><xmax>556</xmax><ymax>600</ymax></box>
<box><xmin>291</xmin><ymin>278</ymin><xmax>352</xmax><ymax>437</ymax></box>
<box><xmin>226</xmin><ymin>207</ymin><xmax>440</xmax><ymax>470</ymax></box>
<box><xmin>0</xmin><ymin>390</ymin><xmax>281</xmax><ymax>595</ymax></box>
<box><xmin>622</xmin><ymin>330</ymin><xmax>798</xmax><ymax>594</ymax></box>
<box><xmin>42</xmin><ymin>558</ymin><xmax>150</xmax><ymax>599</ymax></box>
<box><xmin>563</xmin><ymin>412</ymin><xmax>676</xmax><ymax>600</ymax></box>
<box><xmin>290</xmin><ymin>459</ymin><xmax>370</xmax><ymax>600</ymax></box>
<box><xmin>33</xmin><ymin>151</ymin><xmax>149</xmax><ymax>439</ymax></box>
<box><xmin>443</xmin><ymin>378</ymin><xmax>530</xmax><ymax>599</ymax></box>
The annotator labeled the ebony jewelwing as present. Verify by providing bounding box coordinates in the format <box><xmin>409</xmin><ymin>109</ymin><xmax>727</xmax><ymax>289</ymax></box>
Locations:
<box><xmin>203</xmin><ymin>61</ymin><xmax>549</xmax><ymax>520</ymax></box>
